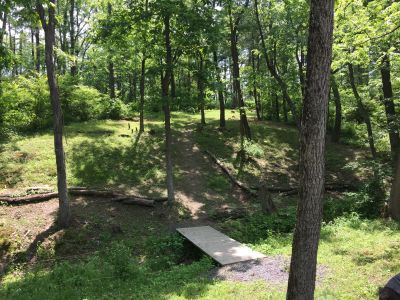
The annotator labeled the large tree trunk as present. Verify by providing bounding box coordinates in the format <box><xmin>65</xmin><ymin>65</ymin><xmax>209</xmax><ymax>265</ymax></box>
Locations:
<box><xmin>389</xmin><ymin>153</ymin><xmax>400</xmax><ymax>220</ymax></box>
<box><xmin>228</xmin><ymin>2</ymin><xmax>251</xmax><ymax>140</ymax></box>
<box><xmin>162</xmin><ymin>14</ymin><xmax>175</xmax><ymax>206</ymax></box>
<box><xmin>139</xmin><ymin>56</ymin><xmax>146</xmax><ymax>132</ymax></box>
<box><xmin>37</xmin><ymin>0</ymin><xmax>71</xmax><ymax>228</ymax></box>
<box><xmin>348</xmin><ymin>63</ymin><xmax>377</xmax><ymax>159</ymax></box>
<box><xmin>331</xmin><ymin>74</ymin><xmax>342</xmax><ymax>143</ymax></box>
<box><xmin>213</xmin><ymin>50</ymin><xmax>225</xmax><ymax>129</ymax></box>
<box><xmin>380</xmin><ymin>54</ymin><xmax>399</xmax><ymax>156</ymax></box>
<box><xmin>286</xmin><ymin>0</ymin><xmax>334</xmax><ymax>299</ymax></box>
<box><xmin>197</xmin><ymin>53</ymin><xmax>206</xmax><ymax>125</ymax></box>
<box><xmin>254</xmin><ymin>0</ymin><xmax>299</xmax><ymax>128</ymax></box>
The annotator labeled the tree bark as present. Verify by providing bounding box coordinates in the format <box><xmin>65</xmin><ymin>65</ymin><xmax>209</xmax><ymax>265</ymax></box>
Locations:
<box><xmin>37</xmin><ymin>0</ymin><xmax>71</xmax><ymax>228</ymax></box>
<box><xmin>286</xmin><ymin>0</ymin><xmax>334</xmax><ymax>299</ymax></box>
<box><xmin>228</xmin><ymin>1</ymin><xmax>251</xmax><ymax>140</ymax></box>
<box><xmin>254</xmin><ymin>0</ymin><xmax>299</xmax><ymax>128</ymax></box>
<box><xmin>331</xmin><ymin>74</ymin><xmax>342</xmax><ymax>143</ymax></box>
<box><xmin>162</xmin><ymin>14</ymin><xmax>175</xmax><ymax>206</ymax></box>
<box><xmin>213</xmin><ymin>50</ymin><xmax>225</xmax><ymax>129</ymax></box>
<box><xmin>348</xmin><ymin>63</ymin><xmax>377</xmax><ymax>159</ymax></box>
<box><xmin>389</xmin><ymin>153</ymin><xmax>400</xmax><ymax>220</ymax></box>
<box><xmin>380</xmin><ymin>54</ymin><xmax>399</xmax><ymax>156</ymax></box>
<box><xmin>139</xmin><ymin>56</ymin><xmax>146</xmax><ymax>132</ymax></box>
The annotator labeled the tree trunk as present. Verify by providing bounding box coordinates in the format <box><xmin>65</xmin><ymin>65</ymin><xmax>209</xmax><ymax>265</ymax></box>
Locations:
<box><xmin>295</xmin><ymin>41</ymin><xmax>305</xmax><ymax>98</ymax></box>
<box><xmin>69</xmin><ymin>0</ymin><xmax>77</xmax><ymax>76</ymax></box>
<box><xmin>228</xmin><ymin>3</ymin><xmax>251</xmax><ymax>140</ymax></box>
<box><xmin>286</xmin><ymin>0</ymin><xmax>334</xmax><ymax>299</ymax></box>
<box><xmin>0</xmin><ymin>3</ymin><xmax>7</xmax><ymax>45</ymax></box>
<box><xmin>197</xmin><ymin>53</ymin><xmax>206</xmax><ymax>125</ymax></box>
<box><xmin>251</xmin><ymin>51</ymin><xmax>261</xmax><ymax>121</ymax></box>
<box><xmin>254</xmin><ymin>0</ymin><xmax>299</xmax><ymax>128</ymax></box>
<box><xmin>389</xmin><ymin>153</ymin><xmax>400</xmax><ymax>220</ymax></box>
<box><xmin>139</xmin><ymin>56</ymin><xmax>146</xmax><ymax>132</ymax></box>
<box><xmin>283</xmin><ymin>96</ymin><xmax>288</xmax><ymax>122</ymax></box>
<box><xmin>162</xmin><ymin>14</ymin><xmax>175</xmax><ymax>206</ymax></box>
<box><xmin>331</xmin><ymin>74</ymin><xmax>342</xmax><ymax>143</ymax></box>
<box><xmin>380</xmin><ymin>54</ymin><xmax>399</xmax><ymax>156</ymax></box>
<box><xmin>348</xmin><ymin>63</ymin><xmax>377</xmax><ymax>159</ymax></box>
<box><xmin>171</xmin><ymin>69</ymin><xmax>176</xmax><ymax>99</ymax></box>
<box><xmin>274</xmin><ymin>93</ymin><xmax>280</xmax><ymax>121</ymax></box>
<box><xmin>35</xmin><ymin>26</ymin><xmax>40</xmax><ymax>72</ymax></box>
<box><xmin>37</xmin><ymin>0</ymin><xmax>71</xmax><ymax>228</ymax></box>
<box><xmin>107</xmin><ymin>2</ymin><xmax>115</xmax><ymax>99</ymax></box>
<box><xmin>213</xmin><ymin>50</ymin><xmax>225</xmax><ymax>129</ymax></box>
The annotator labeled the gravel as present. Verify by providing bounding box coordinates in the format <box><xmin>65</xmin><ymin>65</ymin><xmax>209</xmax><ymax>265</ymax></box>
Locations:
<box><xmin>210</xmin><ymin>255</ymin><xmax>328</xmax><ymax>284</ymax></box>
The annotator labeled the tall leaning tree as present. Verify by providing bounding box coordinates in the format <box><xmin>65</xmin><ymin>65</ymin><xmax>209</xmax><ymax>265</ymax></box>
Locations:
<box><xmin>36</xmin><ymin>0</ymin><xmax>70</xmax><ymax>228</ymax></box>
<box><xmin>286</xmin><ymin>0</ymin><xmax>334</xmax><ymax>299</ymax></box>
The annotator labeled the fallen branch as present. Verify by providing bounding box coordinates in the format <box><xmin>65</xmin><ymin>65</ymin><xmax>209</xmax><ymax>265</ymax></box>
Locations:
<box><xmin>204</xmin><ymin>150</ymin><xmax>257</xmax><ymax>197</ymax></box>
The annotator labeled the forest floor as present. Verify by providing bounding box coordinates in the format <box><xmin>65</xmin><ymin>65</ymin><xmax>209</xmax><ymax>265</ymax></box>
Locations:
<box><xmin>0</xmin><ymin>110</ymin><xmax>399</xmax><ymax>299</ymax></box>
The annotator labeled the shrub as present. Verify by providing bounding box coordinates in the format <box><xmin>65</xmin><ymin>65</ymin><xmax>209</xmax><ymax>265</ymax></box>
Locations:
<box><xmin>324</xmin><ymin>163</ymin><xmax>387</xmax><ymax>220</ymax></box>
<box><xmin>0</xmin><ymin>76</ymin><xmax>51</xmax><ymax>132</ymax></box>
<box><xmin>63</xmin><ymin>85</ymin><xmax>109</xmax><ymax>122</ymax></box>
<box><xmin>144</xmin><ymin>234</ymin><xmax>185</xmax><ymax>271</ymax></box>
<box><xmin>224</xmin><ymin>208</ymin><xmax>297</xmax><ymax>243</ymax></box>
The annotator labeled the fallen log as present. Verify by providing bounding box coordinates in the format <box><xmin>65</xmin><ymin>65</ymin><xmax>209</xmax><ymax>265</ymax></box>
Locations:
<box><xmin>0</xmin><ymin>192</ymin><xmax>59</xmax><ymax>204</ymax></box>
<box><xmin>121</xmin><ymin>198</ymin><xmax>155</xmax><ymax>207</ymax></box>
<box><xmin>205</xmin><ymin>150</ymin><xmax>358</xmax><ymax>197</ymax></box>
<box><xmin>0</xmin><ymin>188</ymin><xmax>167</xmax><ymax>206</ymax></box>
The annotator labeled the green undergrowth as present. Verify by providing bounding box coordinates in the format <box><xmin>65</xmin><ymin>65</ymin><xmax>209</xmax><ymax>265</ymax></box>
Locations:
<box><xmin>1</xmin><ymin>215</ymin><xmax>399</xmax><ymax>300</ymax></box>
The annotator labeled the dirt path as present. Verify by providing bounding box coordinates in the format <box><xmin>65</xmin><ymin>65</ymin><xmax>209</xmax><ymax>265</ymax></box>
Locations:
<box><xmin>173</xmin><ymin>125</ymin><xmax>247</xmax><ymax>223</ymax></box>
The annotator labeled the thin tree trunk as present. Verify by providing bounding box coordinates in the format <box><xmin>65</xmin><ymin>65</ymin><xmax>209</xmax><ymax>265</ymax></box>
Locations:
<box><xmin>213</xmin><ymin>50</ymin><xmax>225</xmax><ymax>129</ymax></box>
<box><xmin>348</xmin><ymin>63</ymin><xmax>377</xmax><ymax>159</ymax></box>
<box><xmin>70</xmin><ymin>0</ymin><xmax>77</xmax><ymax>75</ymax></box>
<box><xmin>37</xmin><ymin>0</ymin><xmax>70</xmax><ymax>228</ymax></box>
<box><xmin>35</xmin><ymin>27</ymin><xmax>40</xmax><ymax>72</ymax></box>
<box><xmin>197</xmin><ymin>53</ymin><xmax>206</xmax><ymax>125</ymax></box>
<box><xmin>0</xmin><ymin>3</ymin><xmax>7</xmax><ymax>45</ymax></box>
<box><xmin>254</xmin><ymin>0</ymin><xmax>299</xmax><ymax>128</ymax></box>
<box><xmin>295</xmin><ymin>41</ymin><xmax>305</xmax><ymax>98</ymax></box>
<box><xmin>139</xmin><ymin>56</ymin><xmax>146</xmax><ymax>132</ymax></box>
<box><xmin>171</xmin><ymin>69</ymin><xmax>176</xmax><ymax>99</ymax></box>
<box><xmin>251</xmin><ymin>51</ymin><xmax>261</xmax><ymax>120</ymax></box>
<box><xmin>283</xmin><ymin>96</ymin><xmax>288</xmax><ymax>122</ymax></box>
<box><xmin>380</xmin><ymin>54</ymin><xmax>399</xmax><ymax>156</ymax></box>
<box><xmin>331</xmin><ymin>74</ymin><xmax>342</xmax><ymax>143</ymax></box>
<box><xmin>274</xmin><ymin>93</ymin><xmax>280</xmax><ymax>121</ymax></box>
<box><xmin>228</xmin><ymin>2</ymin><xmax>251</xmax><ymax>140</ymax></box>
<box><xmin>287</xmin><ymin>0</ymin><xmax>334</xmax><ymax>299</ymax></box>
<box><xmin>389</xmin><ymin>153</ymin><xmax>400</xmax><ymax>220</ymax></box>
<box><xmin>107</xmin><ymin>2</ymin><xmax>115</xmax><ymax>99</ymax></box>
<box><xmin>162</xmin><ymin>14</ymin><xmax>175</xmax><ymax>206</ymax></box>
